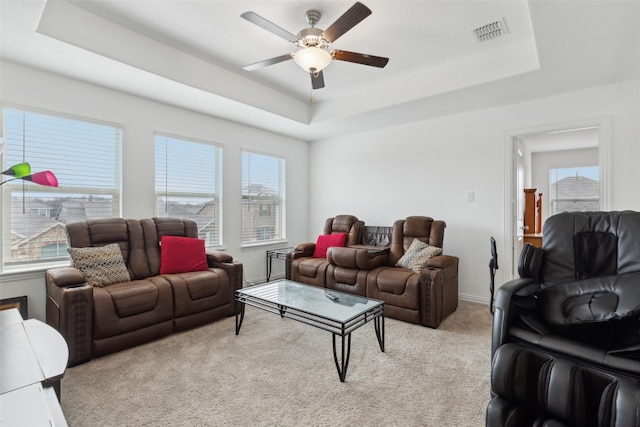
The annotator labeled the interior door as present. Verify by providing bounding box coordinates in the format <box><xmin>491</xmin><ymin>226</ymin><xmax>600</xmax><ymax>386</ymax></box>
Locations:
<box><xmin>510</xmin><ymin>124</ymin><xmax>604</xmax><ymax>279</ymax></box>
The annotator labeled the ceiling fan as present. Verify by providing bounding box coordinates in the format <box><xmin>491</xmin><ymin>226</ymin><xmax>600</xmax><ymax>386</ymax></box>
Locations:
<box><xmin>241</xmin><ymin>2</ymin><xmax>389</xmax><ymax>90</ymax></box>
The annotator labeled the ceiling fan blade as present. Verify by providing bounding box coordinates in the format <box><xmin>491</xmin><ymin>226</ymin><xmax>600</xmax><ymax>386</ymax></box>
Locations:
<box><xmin>243</xmin><ymin>54</ymin><xmax>293</xmax><ymax>71</ymax></box>
<box><xmin>333</xmin><ymin>50</ymin><xmax>389</xmax><ymax>68</ymax></box>
<box><xmin>241</xmin><ymin>11</ymin><xmax>298</xmax><ymax>43</ymax></box>
<box><xmin>311</xmin><ymin>71</ymin><xmax>325</xmax><ymax>90</ymax></box>
<box><xmin>321</xmin><ymin>2</ymin><xmax>372</xmax><ymax>43</ymax></box>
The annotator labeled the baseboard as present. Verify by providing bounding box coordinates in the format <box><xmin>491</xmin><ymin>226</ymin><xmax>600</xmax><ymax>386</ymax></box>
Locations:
<box><xmin>244</xmin><ymin>273</ymin><xmax>285</xmax><ymax>287</ymax></box>
<box><xmin>459</xmin><ymin>293</ymin><xmax>490</xmax><ymax>306</ymax></box>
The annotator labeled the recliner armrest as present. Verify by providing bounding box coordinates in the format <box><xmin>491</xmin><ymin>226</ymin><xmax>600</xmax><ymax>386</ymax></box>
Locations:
<box><xmin>426</xmin><ymin>254</ymin><xmax>458</xmax><ymax>270</ymax></box>
<box><xmin>209</xmin><ymin>259</ymin><xmax>243</xmax><ymax>291</ymax></box>
<box><xmin>45</xmin><ymin>266</ymin><xmax>87</xmax><ymax>288</ymax></box>
<box><xmin>292</xmin><ymin>242</ymin><xmax>315</xmax><ymax>257</ymax></box>
<box><xmin>492</xmin><ymin>277</ymin><xmax>540</xmax><ymax>357</ymax></box>
<box><xmin>45</xmin><ymin>268</ymin><xmax>93</xmax><ymax>366</ymax></box>
<box><xmin>285</xmin><ymin>243</ymin><xmax>315</xmax><ymax>279</ymax></box>
<box><xmin>206</xmin><ymin>250</ymin><xmax>233</xmax><ymax>264</ymax></box>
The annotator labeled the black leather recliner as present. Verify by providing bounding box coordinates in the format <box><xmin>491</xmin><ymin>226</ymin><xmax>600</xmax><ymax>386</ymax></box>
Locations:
<box><xmin>487</xmin><ymin>211</ymin><xmax>640</xmax><ymax>427</ymax></box>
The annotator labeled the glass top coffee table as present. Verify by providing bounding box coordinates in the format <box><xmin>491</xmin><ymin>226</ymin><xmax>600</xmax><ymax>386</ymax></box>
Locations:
<box><xmin>235</xmin><ymin>279</ymin><xmax>384</xmax><ymax>382</ymax></box>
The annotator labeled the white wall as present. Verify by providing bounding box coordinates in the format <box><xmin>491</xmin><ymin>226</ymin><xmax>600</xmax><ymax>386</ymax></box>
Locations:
<box><xmin>0</xmin><ymin>61</ymin><xmax>310</xmax><ymax>321</ymax></box>
<box><xmin>309</xmin><ymin>78</ymin><xmax>640</xmax><ymax>303</ymax></box>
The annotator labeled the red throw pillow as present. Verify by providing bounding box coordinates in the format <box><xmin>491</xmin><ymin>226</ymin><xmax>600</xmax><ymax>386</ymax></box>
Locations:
<box><xmin>160</xmin><ymin>236</ymin><xmax>209</xmax><ymax>274</ymax></box>
<box><xmin>312</xmin><ymin>233</ymin><xmax>348</xmax><ymax>258</ymax></box>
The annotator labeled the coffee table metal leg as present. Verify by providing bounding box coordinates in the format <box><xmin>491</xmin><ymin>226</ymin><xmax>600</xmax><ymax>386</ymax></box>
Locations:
<box><xmin>374</xmin><ymin>315</ymin><xmax>385</xmax><ymax>352</ymax></box>
<box><xmin>332</xmin><ymin>333</ymin><xmax>352</xmax><ymax>382</ymax></box>
<box><xmin>235</xmin><ymin>301</ymin><xmax>245</xmax><ymax>335</ymax></box>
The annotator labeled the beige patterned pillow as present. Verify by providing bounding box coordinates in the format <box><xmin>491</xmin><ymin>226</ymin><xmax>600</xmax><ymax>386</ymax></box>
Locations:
<box><xmin>408</xmin><ymin>245</ymin><xmax>443</xmax><ymax>273</ymax></box>
<box><xmin>68</xmin><ymin>243</ymin><xmax>131</xmax><ymax>287</ymax></box>
<box><xmin>395</xmin><ymin>238</ymin><xmax>430</xmax><ymax>269</ymax></box>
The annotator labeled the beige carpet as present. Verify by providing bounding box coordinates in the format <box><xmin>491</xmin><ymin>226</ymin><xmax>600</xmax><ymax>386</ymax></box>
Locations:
<box><xmin>60</xmin><ymin>300</ymin><xmax>493</xmax><ymax>426</ymax></box>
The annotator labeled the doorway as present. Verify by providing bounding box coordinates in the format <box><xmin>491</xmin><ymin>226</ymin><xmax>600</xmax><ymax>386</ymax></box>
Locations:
<box><xmin>504</xmin><ymin>118</ymin><xmax>610</xmax><ymax>279</ymax></box>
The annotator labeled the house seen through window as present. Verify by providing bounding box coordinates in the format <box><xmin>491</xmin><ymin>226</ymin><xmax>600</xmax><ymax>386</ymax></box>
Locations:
<box><xmin>242</xmin><ymin>151</ymin><xmax>286</xmax><ymax>245</ymax></box>
<box><xmin>549</xmin><ymin>165</ymin><xmax>599</xmax><ymax>215</ymax></box>
<box><xmin>1</xmin><ymin>108</ymin><xmax>122</xmax><ymax>269</ymax></box>
<box><xmin>155</xmin><ymin>134</ymin><xmax>222</xmax><ymax>248</ymax></box>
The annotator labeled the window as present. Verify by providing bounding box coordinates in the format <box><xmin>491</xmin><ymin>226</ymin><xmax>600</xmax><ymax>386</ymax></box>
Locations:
<box><xmin>549</xmin><ymin>166</ymin><xmax>600</xmax><ymax>215</ymax></box>
<box><xmin>155</xmin><ymin>135</ymin><xmax>222</xmax><ymax>247</ymax></box>
<box><xmin>1</xmin><ymin>108</ymin><xmax>121</xmax><ymax>269</ymax></box>
<box><xmin>242</xmin><ymin>151</ymin><xmax>285</xmax><ymax>245</ymax></box>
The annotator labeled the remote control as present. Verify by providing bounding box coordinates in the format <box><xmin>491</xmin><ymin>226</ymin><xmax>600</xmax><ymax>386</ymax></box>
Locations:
<box><xmin>325</xmin><ymin>291</ymin><xmax>339</xmax><ymax>301</ymax></box>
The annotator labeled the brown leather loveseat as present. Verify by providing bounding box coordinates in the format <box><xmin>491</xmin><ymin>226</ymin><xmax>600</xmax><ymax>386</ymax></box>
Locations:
<box><xmin>287</xmin><ymin>215</ymin><xmax>364</xmax><ymax>287</ymax></box>
<box><xmin>45</xmin><ymin>217</ymin><xmax>243</xmax><ymax>366</ymax></box>
<box><xmin>287</xmin><ymin>215</ymin><xmax>458</xmax><ymax>328</ymax></box>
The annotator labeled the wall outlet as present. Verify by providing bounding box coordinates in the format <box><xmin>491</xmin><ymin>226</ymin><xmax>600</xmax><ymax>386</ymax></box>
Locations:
<box><xmin>466</xmin><ymin>191</ymin><xmax>475</xmax><ymax>202</ymax></box>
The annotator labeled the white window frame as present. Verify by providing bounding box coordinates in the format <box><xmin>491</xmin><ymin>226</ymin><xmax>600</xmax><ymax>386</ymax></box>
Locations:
<box><xmin>549</xmin><ymin>165</ymin><xmax>600</xmax><ymax>216</ymax></box>
<box><xmin>241</xmin><ymin>150</ymin><xmax>286</xmax><ymax>246</ymax></box>
<box><xmin>1</xmin><ymin>107</ymin><xmax>122</xmax><ymax>272</ymax></box>
<box><xmin>154</xmin><ymin>134</ymin><xmax>223</xmax><ymax>248</ymax></box>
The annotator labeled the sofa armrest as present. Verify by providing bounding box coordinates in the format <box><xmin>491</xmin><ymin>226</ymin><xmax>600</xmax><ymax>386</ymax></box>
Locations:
<box><xmin>285</xmin><ymin>243</ymin><xmax>315</xmax><ymax>279</ymax></box>
<box><xmin>416</xmin><ymin>255</ymin><xmax>459</xmax><ymax>328</ymax></box>
<box><xmin>327</xmin><ymin>246</ymin><xmax>389</xmax><ymax>270</ymax></box>
<box><xmin>426</xmin><ymin>254</ymin><xmax>458</xmax><ymax>270</ymax></box>
<box><xmin>206</xmin><ymin>250</ymin><xmax>233</xmax><ymax>265</ymax></box>
<box><xmin>45</xmin><ymin>266</ymin><xmax>87</xmax><ymax>288</ymax></box>
<box><xmin>208</xmin><ymin>257</ymin><xmax>243</xmax><ymax>291</ymax></box>
<box><xmin>292</xmin><ymin>242</ymin><xmax>315</xmax><ymax>257</ymax></box>
<box><xmin>45</xmin><ymin>267</ymin><xmax>93</xmax><ymax>367</ymax></box>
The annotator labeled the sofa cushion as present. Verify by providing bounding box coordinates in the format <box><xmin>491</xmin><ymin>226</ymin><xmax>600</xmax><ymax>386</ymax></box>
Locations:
<box><xmin>107</xmin><ymin>280</ymin><xmax>161</xmax><ymax>317</ymax></box>
<box><xmin>160</xmin><ymin>236</ymin><xmax>209</xmax><ymax>274</ymax></box>
<box><xmin>297</xmin><ymin>257</ymin><xmax>329</xmax><ymax>277</ymax></box>
<box><xmin>68</xmin><ymin>243</ymin><xmax>131</xmax><ymax>287</ymax></box>
<box><xmin>361</xmin><ymin>226</ymin><xmax>393</xmax><ymax>246</ymax></box>
<box><xmin>167</xmin><ymin>270</ymin><xmax>231</xmax><ymax>318</ymax></box>
<box><xmin>312</xmin><ymin>233</ymin><xmax>347</xmax><ymax>258</ymax></box>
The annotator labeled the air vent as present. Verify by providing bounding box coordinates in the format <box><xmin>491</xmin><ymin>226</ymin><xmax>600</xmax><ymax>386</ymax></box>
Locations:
<box><xmin>471</xmin><ymin>17</ymin><xmax>509</xmax><ymax>42</ymax></box>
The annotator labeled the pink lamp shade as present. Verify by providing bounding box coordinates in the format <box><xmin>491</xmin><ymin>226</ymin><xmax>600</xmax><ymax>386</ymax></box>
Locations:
<box><xmin>2</xmin><ymin>162</ymin><xmax>31</xmax><ymax>178</ymax></box>
<box><xmin>24</xmin><ymin>170</ymin><xmax>58</xmax><ymax>187</ymax></box>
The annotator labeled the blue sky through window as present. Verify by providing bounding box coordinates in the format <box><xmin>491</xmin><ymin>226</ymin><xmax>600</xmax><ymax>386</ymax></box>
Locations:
<box><xmin>551</xmin><ymin>166</ymin><xmax>598</xmax><ymax>182</ymax></box>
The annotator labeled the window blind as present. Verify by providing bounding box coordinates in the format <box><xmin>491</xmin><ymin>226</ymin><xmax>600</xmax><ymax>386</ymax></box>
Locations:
<box><xmin>1</xmin><ymin>108</ymin><xmax>121</xmax><ymax>268</ymax></box>
<box><xmin>155</xmin><ymin>134</ymin><xmax>222</xmax><ymax>247</ymax></box>
<box><xmin>241</xmin><ymin>150</ymin><xmax>286</xmax><ymax>244</ymax></box>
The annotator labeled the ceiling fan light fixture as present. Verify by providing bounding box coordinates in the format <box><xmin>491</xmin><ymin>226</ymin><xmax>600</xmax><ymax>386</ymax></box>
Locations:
<box><xmin>293</xmin><ymin>47</ymin><xmax>331</xmax><ymax>73</ymax></box>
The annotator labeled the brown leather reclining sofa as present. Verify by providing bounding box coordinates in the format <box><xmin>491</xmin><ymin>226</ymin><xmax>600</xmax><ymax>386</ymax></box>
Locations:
<box><xmin>287</xmin><ymin>215</ymin><xmax>459</xmax><ymax>328</ymax></box>
<box><xmin>45</xmin><ymin>217</ymin><xmax>243</xmax><ymax>366</ymax></box>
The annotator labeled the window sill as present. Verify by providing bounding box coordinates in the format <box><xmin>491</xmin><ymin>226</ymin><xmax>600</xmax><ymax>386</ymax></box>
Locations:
<box><xmin>241</xmin><ymin>240</ymin><xmax>288</xmax><ymax>250</ymax></box>
<box><xmin>1</xmin><ymin>260</ymin><xmax>71</xmax><ymax>279</ymax></box>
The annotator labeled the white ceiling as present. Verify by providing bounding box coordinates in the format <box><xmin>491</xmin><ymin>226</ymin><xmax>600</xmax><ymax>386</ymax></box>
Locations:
<box><xmin>2</xmin><ymin>0</ymin><xmax>639</xmax><ymax>142</ymax></box>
